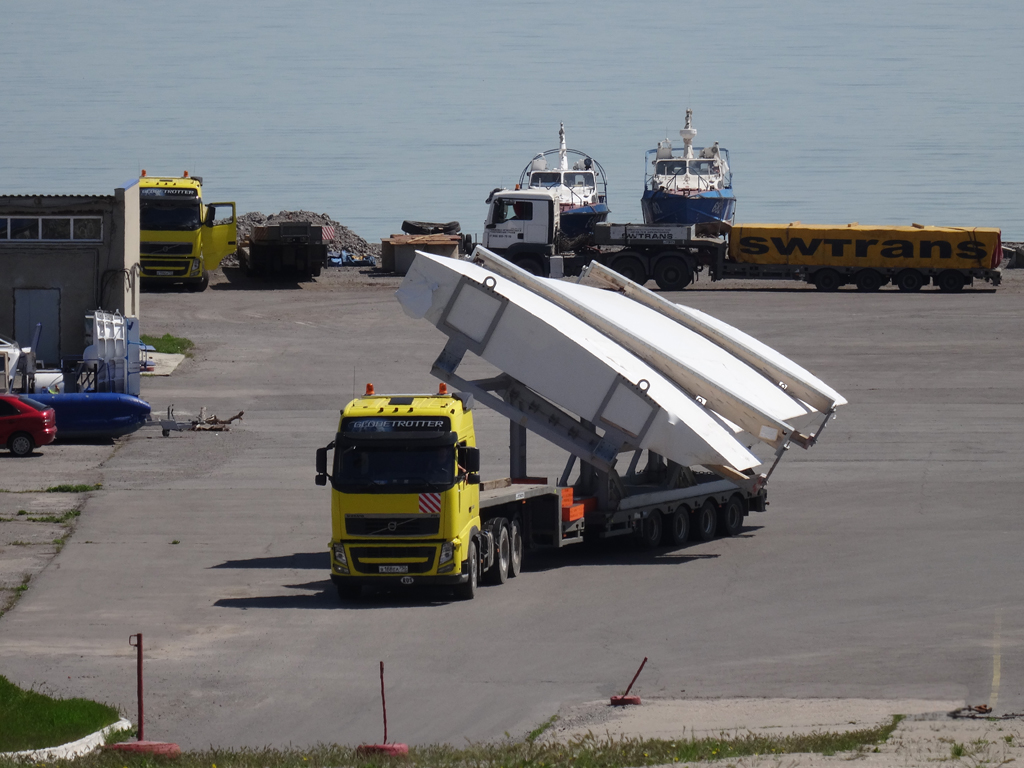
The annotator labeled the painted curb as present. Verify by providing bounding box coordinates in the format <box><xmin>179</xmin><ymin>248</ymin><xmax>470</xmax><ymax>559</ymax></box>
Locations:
<box><xmin>0</xmin><ymin>718</ymin><xmax>133</xmax><ymax>761</ymax></box>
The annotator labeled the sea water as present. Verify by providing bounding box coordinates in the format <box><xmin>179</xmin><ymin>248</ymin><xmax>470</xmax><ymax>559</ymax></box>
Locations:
<box><xmin>2</xmin><ymin>0</ymin><xmax>1021</xmax><ymax>241</ymax></box>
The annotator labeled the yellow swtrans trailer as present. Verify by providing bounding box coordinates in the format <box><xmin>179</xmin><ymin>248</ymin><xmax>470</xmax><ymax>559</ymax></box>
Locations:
<box><xmin>138</xmin><ymin>171</ymin><xmax>237</xmax><ymax>291</ymax></box>
<box><xmin>725</xmin><ymin>224</ymin><xmax>1003</xmax><ymax>292</ymax></box>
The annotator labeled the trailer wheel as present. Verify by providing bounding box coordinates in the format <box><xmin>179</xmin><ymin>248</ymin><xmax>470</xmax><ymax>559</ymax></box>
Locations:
<box><xmin>718</xmin><ymin>494</ymin><xmax>746</xmax><ymax>537</ymax></box>
<box><xmin>453</xmin><ymin>540</ymin><xmax>478</xmax><ymax>600</ymax></box>
<box><xmin>665</xmin><ymin>507</ymin><xmax>690</xmax><ymax>546</ymax></box>
<box><xmin>895</xmin><ymin>269</ymin><xmax>925</xmax><ymax>292</ymax></box>
<box><xmin>610</xmin><ymin>252</ymin><xmax>647</xmax><ymax>285</ymax></box>
<box><xmin>692</xmin><ymin>499</ymin><xmax>718</xmax><ymax>542</ymax></box>
<box><xmin>640</xmin><ymin>510</ymin><xmax>663</xmax><ymax>549</ymax></box>
<box><xmin>507</xmin><ymin>517</ymin><xmax>523</xmax><ymax>578</ymax></box>
<box><xmin>854</xmin><ymin>269</ymin><xmax>884</xmax><ymax>292</ymax></box>
<box><xmin>813</xmin><ymin>269</ymin><xmax>842</xmax><ymax>292</ymax></box>
<box><xmin>513</xmin><ymin>255</ymin><xmax>544</xmax><ymax>276</ymax></box>
<box><xmin>335</xmin><ymin>582</ymin><xmax>362</xmax><ymax>601</ymax></box>
<box><xmin>484</xmin><ymin>521</ymin><xmax>510</xmax><ymax>585</ymax></box>
<box><xmin>936</xmin><ymin>270</ymin><xmax>966</xmax><ymax>293</ymax></box>
<box><xmin>654</xmin><ymin>255</ymin><xmax>692</xmax><ymax>291</ymax></box>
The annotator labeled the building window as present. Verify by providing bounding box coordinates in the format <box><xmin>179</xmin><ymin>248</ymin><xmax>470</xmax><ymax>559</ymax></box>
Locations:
<box><xmin>41</xmin><ymin>218</ymin><xmax>72</xmax><ymax>240</ymax></box>
<box><xmin>0</xmin><ymin>216</ymin><xmax>103</xmax><ymax>241</ymax></box>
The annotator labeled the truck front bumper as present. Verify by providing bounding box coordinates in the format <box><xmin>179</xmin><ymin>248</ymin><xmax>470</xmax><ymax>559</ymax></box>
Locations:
<box><xmin>330</xmin><ymin>571</ymin><xmax>469</xmax><ymax>588</ymax></box>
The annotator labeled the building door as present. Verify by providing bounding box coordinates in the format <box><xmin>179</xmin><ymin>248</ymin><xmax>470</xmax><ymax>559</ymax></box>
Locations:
<box><xmin>14</xmin><ymin>288</ymin><xmax>60</xmax><ymax>366</ymax></box>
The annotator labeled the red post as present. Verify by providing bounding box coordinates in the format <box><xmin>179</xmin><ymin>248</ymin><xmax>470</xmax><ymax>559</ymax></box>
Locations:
<box><xmin>622</xmin><ymin>656</ymin><xmax>647</xmax><ymax>698</ymax></box>
<box><xmin>129</xmin><ymin>634</ymin><xmax>144</xmax><ymax>741</ymax></box>
<box><xmin>379</xmin><ymin>661</ymin><xmax>387</xmax><ymax>744</ymax></box>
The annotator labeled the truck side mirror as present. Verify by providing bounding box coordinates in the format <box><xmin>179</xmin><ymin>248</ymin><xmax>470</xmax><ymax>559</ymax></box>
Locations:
<box><xmin>460</xmin><ymin>446</ymin><xmax>480</xmax><ymax>473</ymax></box>
<box><xmin>316</xmin><ymin>443</ymin><xmax>333</xmax><ymax>485</ymax></box>
<box><xmin>315</xmin><ymin>474</ymin><xmax>327</xmax><ymax>486</ymax></box>
<box><xmin>467</xmin><ymin>472</ymin><xmax>480</xmax><ymax>485</ymax></box>
<box><xmin>204</xmin><ymin>207</ymin><xmax>215</xmax><ymax>227</ymax></box>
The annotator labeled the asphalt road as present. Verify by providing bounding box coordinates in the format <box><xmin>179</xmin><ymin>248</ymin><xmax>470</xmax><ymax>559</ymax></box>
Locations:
<box><xmin>1</xmin><ymin>267</ymin><xmax>1021</xmax><ymax>748</ymax></box>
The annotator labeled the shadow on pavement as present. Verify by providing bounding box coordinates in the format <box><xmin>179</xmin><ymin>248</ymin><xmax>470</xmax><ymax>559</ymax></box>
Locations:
<box><xmin>212</xmin><ymin>266</ymin><xmax>304</xmax><ymax>291</ymax></box>
<box><xmin>210</xmin><ymin>552</ymin><xmax>329</xmax><ymax>570</ymax></box>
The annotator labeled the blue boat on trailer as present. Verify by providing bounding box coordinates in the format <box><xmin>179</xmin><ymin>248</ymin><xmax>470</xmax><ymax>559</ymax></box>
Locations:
<box><xmin>518</xmin><ymin>123</ymin><xmax>609</xmax><ymax>240</ymax></box>
<box><xmin>640</xmin><ymin>109</ymin><xmax>736</xmax><ymax>236</ymax></box>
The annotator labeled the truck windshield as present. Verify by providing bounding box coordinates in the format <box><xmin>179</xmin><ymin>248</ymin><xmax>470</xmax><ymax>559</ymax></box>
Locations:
<box><xmin>140</xmin><ymin>202</ymin><xmax>202</xmax><ymax>231</ymax></box>
<box><xmin>336</xmin><ymin>444</ymin><xmax>456</xmax><ymax>493</ymax></box>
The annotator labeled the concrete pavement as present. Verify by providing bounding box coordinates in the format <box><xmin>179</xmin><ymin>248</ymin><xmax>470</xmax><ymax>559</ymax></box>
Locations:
<box><xmin>0</xmin><ymin>267</ymin><xmax>1020</xmax><ymax>748</ymax></box>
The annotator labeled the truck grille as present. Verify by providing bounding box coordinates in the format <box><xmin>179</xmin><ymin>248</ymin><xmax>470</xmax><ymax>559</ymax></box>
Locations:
<box><xmin>345</xmin><ymin>515</ymin><xmax>440</xmax><ymax>537</ymax></box>
<box><xmin>349</xmin><ymin>546</ymin><xmax>436</xmax><ymax>574</ymax></box>
<box><xmin>141</xmin><ymin>242</ymin><xmax>194</xmax><ymax>255</ymax></box>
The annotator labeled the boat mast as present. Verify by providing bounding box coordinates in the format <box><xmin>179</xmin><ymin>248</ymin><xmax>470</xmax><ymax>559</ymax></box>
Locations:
<box><xmin>559</xmin><ymin>122</ymin><xmax>568</xmax><ymax>170</ymax></box>
<box><xmin>680</xmin><ymin>109</ymin><xmax>696</xmax><ymax>160</ymax></box>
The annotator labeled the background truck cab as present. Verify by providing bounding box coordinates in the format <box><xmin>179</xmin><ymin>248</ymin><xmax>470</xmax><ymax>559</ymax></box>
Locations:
<box><xmin>138</xmin><ymin>171</ymin><xmax>236</xmax><ymax>291</ymax></box>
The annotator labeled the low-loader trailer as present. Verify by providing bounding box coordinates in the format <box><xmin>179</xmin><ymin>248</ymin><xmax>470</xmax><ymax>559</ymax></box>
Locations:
<box><xmin>482</xmin><ymin>188</ymin><xmax>1003</xmax><ymax>292</ymax></box>
<box><xmin>315</xmin><ymin>248</ymin><xmax>846</xmax><ymax>601</ymax></box>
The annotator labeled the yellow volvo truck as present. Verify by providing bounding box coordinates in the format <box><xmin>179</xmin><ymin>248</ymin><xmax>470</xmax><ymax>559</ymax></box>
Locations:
<box><xmin>316</xmin><ymin>383</ymin><xmax>769</xmax><ymax>601</ymax></box>
<box><xmin>138</xmin><ymin>171</ymin><xmax>237</xmax><ymax>291</ymax></box>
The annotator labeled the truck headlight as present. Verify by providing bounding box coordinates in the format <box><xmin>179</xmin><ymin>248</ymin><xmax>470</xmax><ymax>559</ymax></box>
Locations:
<box><xmin>333</xmin><ymin>543</ymin><xmax>348</xmax><ymax>573</ymax></box>
<box><xmin>192</xmin><ymin>258</ymin><xmax>201</xmax><ymax>274</ymax></box>
<box><xmin>439</xmin><ymin>541</ymin><xmax>454</xmax><ymax>564</ymax></box>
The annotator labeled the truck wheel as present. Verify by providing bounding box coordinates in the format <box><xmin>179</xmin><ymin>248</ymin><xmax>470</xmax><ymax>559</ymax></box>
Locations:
<box><xmin>813</xmin><ymin>269</ymin><xmax>842</xmax><ymax>292</ymax></box>
<box><xmin>8</xmin><ymin>432</ymin><xmax>34</xmax><ymax>457</ymax></box>
<box><xmin>691</xmin><ymin>499</ymin><xmax>718</xmax><ymax>542</ymax></box>
<box><xmin>654</xmin><ymin>255</ymin><xmax>692</xmax><ymax>291</ymax></box>
<box><xmin>611</xmin><ymin>253</ymin><xmax>646</xmax><ymax>285</ymax></box>
<box><xmin>336</xmin><ymin>582</ymin><xmax>362</xmax><ymax>601</ymax></box>
<box><xmin>936</xmin><ymin>270</ymin><xmax>965</xmax><ymax>292</ymax></box>
<box><xmin>854</xmin><ymin>269</ymin><xmax>884</xmax><ymax>292</ymax></box>
<box><xmin>507</xmin><ymin>517</ymin><xmax>523</xmax><ymax>578</ymax></box>
<box><xmin>186</xmin><ymin>270</ymin><xmax>210</xmax><ymax>292</ymax></box>
<box><xmin>639</xmin><ymin>510</ymin><xmax>663</xmax><ymax>549</ymax></box>
<box><xmin>484</xmin><ymin>521</ymin><xmax>510</xmax><ymax>585</ymax></box>
<box><xmin>665</xmin><ymin>507</ymin><xmax>690</xmax><ymax>546</ymax></box>
<box><xmin>453</xmin><ymin>540</ymin><xmax>478</xmax><ymax>600</ymax></box>
<box><xmin>513</xmin><ymin>255</ymin><xmax>544</xmax><ymax>276</ymax></box>
<box><xmin>718</xmin><ymin>494</ymin><xmax>746</xmax><ymax>537</ymax></box>
<box><xmin>896</xmin><ymin>269</ymin><xmax>925</xmax><ymax>292</ymax></box>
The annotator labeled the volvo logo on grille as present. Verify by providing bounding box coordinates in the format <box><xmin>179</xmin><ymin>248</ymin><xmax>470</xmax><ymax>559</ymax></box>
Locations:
<box><xmin>387</xmin><ymin>521</ymin><xmax>398</xmax><ymax>532</ymax></box>
<box><xmin>400</xmin><ymin>576</ymin><xmax>414</xmax><ymax>585</ymax></box>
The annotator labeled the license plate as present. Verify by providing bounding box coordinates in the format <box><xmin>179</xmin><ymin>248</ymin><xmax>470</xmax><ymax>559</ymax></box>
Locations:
<box><xmin>379</xmin><ymin>565</ymin><xmax>408</xmax><ymax>574</ymax></box>
<box><xmin>156</xmin><ymin>270</ymin><xmax>173</xmax><ymax>276</ymax></box>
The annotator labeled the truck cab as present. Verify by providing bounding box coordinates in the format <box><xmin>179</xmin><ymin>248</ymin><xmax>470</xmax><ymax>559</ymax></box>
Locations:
<box><xmin>316</xmin><ymin>385</ymin><xmax>484</xmax><ymax>600</ymax></box>
<box><xmin>482</xmin><ymin>189</ymin><xmax>557</xmax><ymax>274</ymax></box>
<box><xmin>138</xmin><ymin>172</ymin><xmax>236</xmax><ymax>291</ymax></box>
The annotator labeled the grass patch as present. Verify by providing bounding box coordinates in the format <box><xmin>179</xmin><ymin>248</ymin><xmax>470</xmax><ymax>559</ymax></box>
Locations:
<box><xmin>25</xmin><ymin>509</ymin><xmax>81</xmax><ymax>524</ymax></box>
<box><xmin>0</xmin><ymin>675</ymin><xmax>120</xmax><ymax>752</ymax></box>
<box><xmin>142</xmin><ymin>333</ymin><xmax>195</xmax><ymax>356</ymax></box>
<box><xmin>47</xmin><ymin>483</ymin><xmax>102</xmax><ymax>493</ymax></box>
<box><xmin>0</xmin><ymin>715</ymin><xmax>906</xmax><ymax>767</ymax></box>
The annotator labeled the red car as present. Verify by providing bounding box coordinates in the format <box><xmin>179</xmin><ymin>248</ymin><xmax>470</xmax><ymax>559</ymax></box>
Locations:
<box><xmin>0</xmin><ymin>394</ymin><xmax>57</xmax><ymax>457</ymax></box>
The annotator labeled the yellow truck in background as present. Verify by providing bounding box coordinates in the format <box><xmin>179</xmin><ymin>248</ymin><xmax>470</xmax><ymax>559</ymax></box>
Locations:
<box><xmin>138</xmin><ymin>171</ymin><xmax>237</xmax><ymax>291</ymax></box>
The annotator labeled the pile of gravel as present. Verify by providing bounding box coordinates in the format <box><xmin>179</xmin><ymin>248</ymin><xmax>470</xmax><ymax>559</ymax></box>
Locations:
<box><xmin>235</xmin><ymin>210</ymin><xmax>381</xmax><ymax>260</ymax></box>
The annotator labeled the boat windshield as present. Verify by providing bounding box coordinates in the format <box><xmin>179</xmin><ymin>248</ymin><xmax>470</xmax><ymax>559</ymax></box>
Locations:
<box><xmin>656</xmin><ymin>160</ymin><xmax>721</xmax><ymax>177</ymax></box>
<box><xmin>335</xmin><ymin>443</ymin><xmax>456</xmax><ymax>493</ymax></box>
<box><xmin>530</xmin><ymin>172</ymin><xmax>562</xmax><ymax>187</ymax></box>
<box><xmin>562</xmin><ymin>172</ymin><xmax>595</xmax><ymax>188</ymax></box>
<box><xmin>140</xmin><ymin>201</ymin><xmax>202</xmax><ymax>231</ymax></box>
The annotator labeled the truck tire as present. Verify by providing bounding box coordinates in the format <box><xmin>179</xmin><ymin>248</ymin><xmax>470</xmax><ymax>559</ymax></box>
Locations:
<box><xmin>718</xmin><ymin>494</ymin><xmax>746</xmax><ymax>537</ymax></box>
<box><xmin>336</xmin><ymin>582</ymin><xmax>362</xmax><ymax>601</ymax></box>
<box><xmin>653</xmin><ymin>254</ymin><xmax>692</xmax><ymax>291</ymax></box>
<box><xmin>610</xmin><ymin>252</ymin><xmax>646</xmax><ymax>285</ymax></box>
<box><xmin>692</xmin><ymin>499</ymin><xmax>718</xmax><ymax>542</ymax></box>
<box><xmin>639</xmin><ymin>510</ymin><xmax>663</xmax><ymax>549</ymax></box>
<box><xmin>513</xmin><ymin>255</ymin><xmax>544</xmax><ymax>276</ymax></box>
<box><xmin>813</xmin><ymin>269</ymin><xmax>842</xmax><ymax>292</ymax></box>
<box><xmin>8</xmin><ymin>432</ymin><xmax>34</xmax><ymax>457</ymax></box>
<box><xmin>936</xmin><ymin>270</ymin><xmax>966</xmax><ymax>293</ymax></box>
<box><xmin>508</xmin><ymin>517</ymin><xmax>523</xmax><ymax>578</ymax></box>
<box><xmin>665</xmin><ymin>507</ymin><xmax>690</xmax><ymax>546</ymax></box>
<box><xmin>453</xmin><ymin>540</ymin><xmax>478</xmax><ymax>600</ymax></box>
<box><xmin>186</xmin><ymin>270</ymin><xmax>210</xmax><ymax>292</ymax></box>
<box><xmin>484</xmin><ymin>521</ymin><xmax>510</xmax><ymax>585</ymax></box>
<box><xmin>895</xmin><ymin>269</ymin><xmax>925</xmax><ymax>292</ymax></box>
<box><xmin>854</xmin><ymin>269</ymin><xmax>884</xmax><ymax>292</ymax></box>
